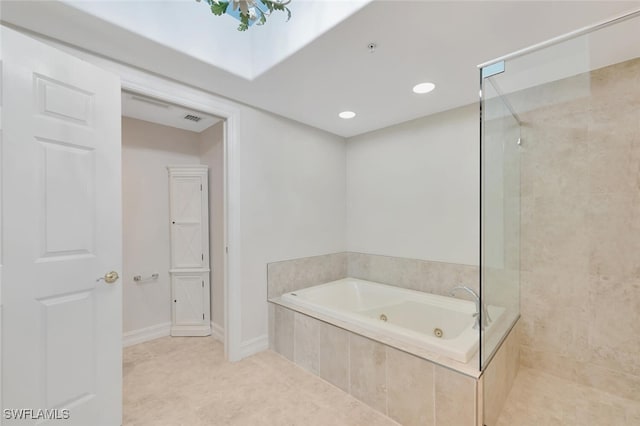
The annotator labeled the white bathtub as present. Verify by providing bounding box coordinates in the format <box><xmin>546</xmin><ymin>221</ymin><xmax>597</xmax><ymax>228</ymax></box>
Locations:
<box><xmin>281</xmin><ymin>278</ymin><xmax>504</xmax><ymax>363</ymax></box>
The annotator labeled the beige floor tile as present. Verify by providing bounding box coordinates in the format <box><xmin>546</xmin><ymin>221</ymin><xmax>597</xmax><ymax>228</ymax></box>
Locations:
<box><xmin>124</xmin><ymin>336</ymin><xmax>397</xmax><ymax>425</ymax></box>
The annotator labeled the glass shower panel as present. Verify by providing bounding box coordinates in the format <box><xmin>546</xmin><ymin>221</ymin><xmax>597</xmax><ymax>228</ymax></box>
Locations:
<box><xmin>481</xmin><ymin>10</ymin><xmax>640</xmax><ymax>425</ymax></box>
<box><xmin>479</xmin><ymin>72</ymin><xmax>521</xmax><ymax>370</ymax></box>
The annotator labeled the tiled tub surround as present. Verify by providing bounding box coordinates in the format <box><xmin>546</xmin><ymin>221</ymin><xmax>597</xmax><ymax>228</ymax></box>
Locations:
<box><xmin>267</xmin><ymin>252</ymin><xmax>348</xmax><ymax>299</ymax></box>
<box><xmin>280</xmin><ymin>278</ymin><xmax>506</xmax><ymax>363</ymax></box>
<box><xmin>347</xmin><ymin>252</ymin><xmax>479</xmax><ymax>297</ymax></box>
<box><xmin>267</xmin><ymin>252</ymin><xmax>479</xmax><ymax>299</ymax></box>
<box><xmin>480</xmin><ymin>321</ymin><xmax>521</xmax><ymax>426</ymax></box>
<box><xmin>267</xmin><ymin>253</ymin><xmax>521</xmax><ymax>424</ymax></box>
<box><xmin>269</xmin><ymin>303</ymin><xmax>520</xmax><ymax>426</ymax></box>
<box><xmin>268</xmin><ymin>252</ymin><xmax>482</xmax><ymax>375</ymax></box>
<box><xmin>270</xmin><ymin>303</ymin><xmax>477</xmax><ymax>425</ymax></box>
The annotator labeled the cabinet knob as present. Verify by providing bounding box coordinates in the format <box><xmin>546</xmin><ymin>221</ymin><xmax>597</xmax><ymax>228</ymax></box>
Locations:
<box><xmin>172</xmin><ymin>221</ymin><xmax>175</xmax><ymax>224</ymax></box>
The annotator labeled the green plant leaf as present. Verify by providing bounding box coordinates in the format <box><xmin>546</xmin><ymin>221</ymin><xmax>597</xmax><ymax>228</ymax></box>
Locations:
<box><xmin>210</xmin><ymin>1</ymin><xmax>229</xmax><ymax>16</ymax></box>
<box><xmin>237</xmin><ymin>12</ymin><xmax>250</xmax><ymax>31</ymax></box>
<box><xmin>262</xmin><ymin>1</ymin><xmax>291</xmax><ymax>21</ymax></box>
<box><xmin>198</xmin><ymin>0</ymin><xmax>292</xmax><ymax>31</ymax></box>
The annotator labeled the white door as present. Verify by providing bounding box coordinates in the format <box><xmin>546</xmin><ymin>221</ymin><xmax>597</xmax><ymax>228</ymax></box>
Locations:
<box><xmin>1</xmin><ymin>26</ymin><xmax>122</xmax><ymax>425</ymax></box>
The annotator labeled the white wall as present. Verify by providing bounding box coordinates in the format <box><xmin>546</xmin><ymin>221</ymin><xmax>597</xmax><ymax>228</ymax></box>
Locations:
<box><xmin>123</xmin><ymin>98</ymin><xmax>474</xmax><ymax>347</ymax></box>
<box><xmin>123</xmin><ymin>105</ymin><xmax>347</xmax><ymax>347</ymax></box>
<box><xmin>346</xmin><ymin>104</ymin><xmax>479</xmax><ymax>266</ymax></box>
<box><xmin>122</xmin><ymin>117</ymin><xmax>201</xmax><ymax>335</ymax></box>
<box><xmin>199</xmin><ymin>121</ymin><xmax>226</xmax><ymax>333</ymax></box>
<box><xmin>30</xmin><ymin>31</ymin><xmax>478</xmax><ymax>355</ymax></box>
<box><xmin>238</xmin><ymin>107</ymin><xmax>347</xmax><ymax>341</ymax></box>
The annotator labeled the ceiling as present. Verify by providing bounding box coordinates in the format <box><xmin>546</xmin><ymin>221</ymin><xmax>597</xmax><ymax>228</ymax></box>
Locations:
<box><xmin>60</xmin><ymin>0</ymin><xmax>370</xmax><ymax>79</ymax></box>
<box><xmin>121</xmin><ymin>91</ymin><xmax>222</xmax><ymax>133</ymax></box>
<box><xmin>2</xmin><ymin>1</ymin><xmax>640</xmax><ymax>138</ymax></box>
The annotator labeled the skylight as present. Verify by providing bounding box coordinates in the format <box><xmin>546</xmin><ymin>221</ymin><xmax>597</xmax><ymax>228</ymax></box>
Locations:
<box><xmin>63</xmin><ymin>0</ymin><xmax>372</xmax><ymax>80</ymax></box>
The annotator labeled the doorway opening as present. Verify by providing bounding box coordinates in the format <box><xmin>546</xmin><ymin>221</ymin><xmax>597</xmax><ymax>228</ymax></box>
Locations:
<box><xmin>120</xmin><ymin>89</ymin><xmax>227</xmax><ymax>350</ymax></box>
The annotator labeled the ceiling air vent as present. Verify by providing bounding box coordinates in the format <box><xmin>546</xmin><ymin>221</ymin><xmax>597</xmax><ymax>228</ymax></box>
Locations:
<box><xmin>184</xmin><ymin>114</ymin><xmax>202</xmax><ymax>122</ymax></box>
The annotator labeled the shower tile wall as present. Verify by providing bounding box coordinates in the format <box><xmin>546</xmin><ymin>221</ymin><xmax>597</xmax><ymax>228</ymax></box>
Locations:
<box><xmin>518</xmin><ymin>58</ymin><xmax>640</xmax><ymax>401</ymax></box>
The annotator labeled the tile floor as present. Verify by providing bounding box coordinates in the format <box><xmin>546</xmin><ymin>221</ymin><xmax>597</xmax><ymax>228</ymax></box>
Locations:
<box><xmin>125</xmin><ymin>336</ymin><xmax>640</xmax><ymax>425</ymax></box>
<box><xmin>495</xmin><ymin>367</ymin><xmax>640</xmax><ymax>426</ymax></box>
<box><xmin>123</xmin><ymin>336</ymin><xmax>398</xmax><ymax>426</ymax></box>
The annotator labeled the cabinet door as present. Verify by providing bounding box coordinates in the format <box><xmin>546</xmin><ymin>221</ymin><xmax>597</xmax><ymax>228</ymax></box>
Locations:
<box><xmin>173</xmin><ymin>274</ymin><xmax>206</xmax><ymax>326</ymax></box>
<box><xmin>170</xmin><ymin>175</ymin><xmax>204</xmax><ymax>268</ymax></box>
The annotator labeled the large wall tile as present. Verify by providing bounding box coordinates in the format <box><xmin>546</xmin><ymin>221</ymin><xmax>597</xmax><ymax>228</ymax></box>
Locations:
<box><xmin>587</xmin><ymin>108</ymin><xmax>640</xmax><ymax>196</ymax></box>
<box><xmin>272</xmin><ymin>303</ymin><xmax>294</xmax><ymax>361</ymax></box>
<box><xmin>349</xmin><ymin>334</ymin><xmax>387</xmax><ymax>414</ymax></box>
<box><xmin>520</xmin><ymin>346</ymin><xmax>579</xmax><ymax>382</ymax></box>
<box><xmin>520</xmin><ymin>194</ymin><xmax>589</xmax><ymax>274</ymax></box>
<box><xmin>482</xmin><ymin>322</ymin><xmax>520</xmax><ymax>426</ymax></box>
<box><xmin>268</xmin><ymin>303</ymin><xmax>275</xmax><ymax>351</ymax></box>
<box><xmin>386</xmin><ymin>347</ymin><xmax>435</xmax><ymax>426</ymax></box>
<box><xmin>589</xmin><ymin>58</ymin><xmax>640</xmax><ymax>110</ymax></box>
<box><xmin>575</xmin><ymin>362</ymin><xmax>640</xmax><ymax>404</ymax></box>
<box><xmin>294</xmin><ymin>312</ymin><xmax>320</xmax><ymax>374</ymax></box>
<box><xmin>587</xmin><ymin>275</ymin><xmax>640</xmax><ymax>377</ymax></box>
<box><xmin>267</xmin><ymin>252</ymin><xmax>347</xmax><ymax>298</ymax></box>
<box><xmin>521</xmin><ymin>124</ymin><xmax>589</xmax><ymax>199</ymax></box>
<box><xmin>347</xmin><ymin>252</ymin><xmax>478</xmax><ymax>297</ymax></box>
<box><xmin>519</xmin><ymin>270</ymin><xmax>589</xmax><ymax>360</ymax></box>
<box><xmin>587</xmin><ymin>193</ymin><xmax>640</xmax><ymax>278</ymax></box>
<box><xmin>318</xmin><ymin>322</ymin><xmax>350</xmax><ymax>392</ymax></box>
<box><xmin>435</xmin><ymin>365</ymin><xmax>476</xmax><ymax>425</ymax></box>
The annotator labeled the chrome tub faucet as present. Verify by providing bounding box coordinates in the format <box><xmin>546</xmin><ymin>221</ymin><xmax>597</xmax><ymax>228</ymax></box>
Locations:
<box><xmin>449</xmin><ymin>286</ymin><xmax>492</xmax><ymax>330</ymax></box>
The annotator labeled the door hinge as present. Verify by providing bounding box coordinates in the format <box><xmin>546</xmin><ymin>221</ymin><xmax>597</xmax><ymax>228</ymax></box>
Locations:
<box><xmin>202</xmin><ymin>313</ymin><xmax>205</xmax><ymax>320</ymax></box>
<box><xmin>225</xmin><ymin>246</ymin><xmax>228</xmax><ymax>254</ymax></box>
<box><xmin>200</xmin><ymin>184</ymin><xmax>202</xmax><ymax>191</ymax></box>
<box><xmin>202</xmin><ymin>253</ymin><xmax>204</xmax><ymax>261</ymax></box>
<box><xmin>202</xmin><ymin>280</ymin><xmax>204</xmax><ymax>288</ymax></box>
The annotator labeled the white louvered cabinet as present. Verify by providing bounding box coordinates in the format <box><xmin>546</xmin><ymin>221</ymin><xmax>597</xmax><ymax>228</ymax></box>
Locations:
<box><xmin>168</xmin><ymin>165</ymin><xmax>211</xmax><ymax>336</ymax></box>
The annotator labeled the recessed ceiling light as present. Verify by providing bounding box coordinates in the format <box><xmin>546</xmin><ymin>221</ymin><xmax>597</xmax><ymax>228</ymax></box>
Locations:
<box><xmin>338</xmin><ymin>111</ymin><xmax>356</xmax><ymax>119</ymax></box>
<box><xmin>413</xmin><ymin>82</ymin><xmax>436</xmax><ymax>94</ymax></box>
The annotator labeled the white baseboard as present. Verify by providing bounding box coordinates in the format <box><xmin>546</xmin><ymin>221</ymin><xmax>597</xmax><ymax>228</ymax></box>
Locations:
<box><xmin>170</xmin><ymin>324</ymin><xmax>211</xmax><ymax>337</ymax></box>
<box><xmin>211</xmin><ymin>322</ymin><xmax>225</xmax><ymax>342</ymax></box>
<box><xmin>239</xmin><ymin>334</ymin><xmax>268</xmax><ymax>359</ymax></box>
<box><xmin>122</xmin><ymin>322</ymin><xmax>171</xmax><ymax>347</ymax></box>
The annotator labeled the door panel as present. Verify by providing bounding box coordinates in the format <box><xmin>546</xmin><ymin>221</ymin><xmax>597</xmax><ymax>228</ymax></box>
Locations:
<box><xmin>1</xmin><ymin>26</ymin><xmax>122</xmax><ymax>425</ymax></box>
<box><xmin>171</xmin><ymin>176</ymin><xmax>203</xmax><ymax>222</ymax></box>
<box><xmin>39</xmin><ymin>139</ymin><xmax>95</xmax><ymax>258</ymax></box>
<box><xmin>172</xmin><ymin>224</ymin><xmax>203</xmax><ymax>268</ymax></box>
<box><xmin>174</xmin><ymin>275</ymin><xmax>205</xmax><ymax>326</ymax></box>
<box><xmin>40</xmin><ymin>291</ymin><xmax>95</xmax><ymax>409</ymax></box>
<box><xmin>170</xmin><ymin>175</ymin><xmax>204</xmax><ymax>268</ymax></box>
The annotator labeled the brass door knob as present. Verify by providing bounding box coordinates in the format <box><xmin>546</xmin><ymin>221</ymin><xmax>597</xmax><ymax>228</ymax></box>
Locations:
<box><xmin>97</xmin><ymin>271</ymin><xmax>119</xmax><ymax>284</ymax></box>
